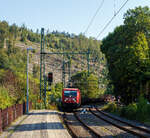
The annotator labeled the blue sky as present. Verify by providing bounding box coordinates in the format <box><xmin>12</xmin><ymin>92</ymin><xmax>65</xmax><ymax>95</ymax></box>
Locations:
<box><xmin>0</xmin><ymin>0</ymin><xmax>150</xmax><ymax>40</ymax></box>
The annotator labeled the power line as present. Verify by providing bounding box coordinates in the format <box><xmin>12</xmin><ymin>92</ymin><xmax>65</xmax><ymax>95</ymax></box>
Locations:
<box><xmin>96</xmin><ymin>0</ymin><xmax>130</xmax><ymax>39</ymax></box>
<box><xmin>83</xmin><ymin>0</ymin><xmax>105</xmax><ymax>35</ymax></box>
<box><xmin>83</xmin><ymin>0</ymin><xmax>105</xmax><ymax>68</ymax></box>
<box><xmin>114</xmin><ymin>0</ymin><xmax>116</xmax><ymax>16</ymax></box>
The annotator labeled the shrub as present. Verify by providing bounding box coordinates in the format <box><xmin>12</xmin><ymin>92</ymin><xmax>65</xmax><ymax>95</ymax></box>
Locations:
<box><xmin>120</xmin><ymin>106</ymin><xmax>127</xmax><ymax>117</ymax></box>
<box><xmin>0</xmin><ymin>86</ymin><xmax>15</xmax><ymax>109</ymax></box>
<box><xmin>47</xmin><ymin>103</ymin><xmax>58</xmax><ymax>110</ymax></box>
<box><xmin>148</xmin><ymin>104</ymin><xmax>150</xmax><ymax>115</ymax></box>
<box><xmin>105</xmin><ymin>102</ymin><xmax>117</xmax><ymax>113</ymax></box>
<box><xmin>35</xmin><ymin>102</ymin><xmax>45</xmax><ymax>109</ymax></box>
<box><xmin>124</xmin><ymin>103</ymin><xmax>137</xmax><ymax>120</ymax></box>
<box><xmin>136</xmin><ymin>95</ymin><xmax>149</xmax><ymax>122</ymax></box>
<box><xmin>120</xmin><ymin>96</ymin><xmax>149</xmax><ymax>122</ymax></box>
<box><xmin>104</xmin><ymin>95</ymin><xmax>150</xmax><ymax>123</ymax></box>
<box><xmin>0</xmin><ymin>50</ymin><xmax>9</xmax><ymax>69</ymax></box>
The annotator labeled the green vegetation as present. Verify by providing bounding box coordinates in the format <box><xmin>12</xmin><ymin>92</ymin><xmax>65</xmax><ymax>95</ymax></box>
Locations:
<box><xmin>101</xmin><ymin>6</ymin><xmax>150</xmax><ymax>104</ymax></box>
<box><xmin>103</xmin><ymin>96</ymin><xmax>150</xmax><ymax>124</ymax></box>
<box><xmin>0</xmin><ymin>53</ymin><xmax>39</xmax><ymax>109</ymax></box>
<box><xmin>0</xmin><ymin>21</ymin><xmax>40</xmax><ymax>109</ymax></box>
<box><xmin>0</xmin><ymin>86</ymin><xmax>15</xmax><ymax>109</ymax></box>
<box><xmin>0</xmin><ymin>19</ymin><xmax>109</xmax><ymax>109</ymax></box>
<box><xmin>103</xmin><ymin>102</ymin><xmax>117</xmax><ymax>113</ymax></box>
<box><xmin>45</xmin><ymin>83</ymin><xmax>62</xmax><ymax>110</ymax></box>
<box><xmin>2</xmin><ymin>5</ymin><xmax>150</xmax><ymax>111</ymax></box>
<box><xmin>71</xmin><ymin>71</ymin><xmax>104</xmax><ymax>99</ymax></box>
<box><xmin>0</xmin><ymin>20</ymin><xmax>105</xmax><ymax>63</ymax></box>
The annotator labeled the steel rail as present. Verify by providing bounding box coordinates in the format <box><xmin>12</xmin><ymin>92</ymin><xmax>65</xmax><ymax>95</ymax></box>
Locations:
<box><xmin>96</xmin><ymin>107</ymin><xmax>150</xmax><ymax>134</ymax></box>
<box><xmin>89</xmin><ymin>108</ymin><xmax>149</xmax><ymax>138</ymax></box>
<box><xmin>74</xmin><ymin>112</ymin><xmax>102</xmax><ymax>138</ymax></box>
<box><xmin>62</xmin><ymin>112</ymin><xmax>78</xmax><ymax>138</ymax></box>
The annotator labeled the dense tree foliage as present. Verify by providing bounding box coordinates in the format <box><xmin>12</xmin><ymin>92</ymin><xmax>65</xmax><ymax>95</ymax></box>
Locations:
<box><xmin>0</xmin><ymin>21</ymin><xmax>40</xmax><ymax>109</ymax></box>
<box><xmin>71</xmin><ymin>71</ymin><xmax>103</xmax><ymax>100</ymax></box>
<box><xmin>101</xmin><ymin>6</ymin><xmax>150</xmax><ymax>104</ymax></box>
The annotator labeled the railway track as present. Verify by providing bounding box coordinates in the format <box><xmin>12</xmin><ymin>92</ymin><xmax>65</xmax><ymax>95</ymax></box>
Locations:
<box><xmin>63</xmin><ymin>112</ymin><xmax>78</xmax><ymax>138</ymax></box>
<box><xmin>63</xmin><ymin>108</ymin><xmax>137</xmax><ymax>138</ymax></box>
<box><xmin>74</xmin><ymin>112</ymin><xmax>102</xmax><ymax>138</ymax></box>
<box><xmin>89</xmin><ymin>107</ymin><xmax>150</xmax><ymax>138</ymax></box>
<box><xmin>76</xmin><ymin>108</ymin><xmax>136</xmax><ymax>138</ymax></box>
<box><xmin>63</xmin><ymin>111</ymin><xmax>100</xmax><ymax>138</ymax></box>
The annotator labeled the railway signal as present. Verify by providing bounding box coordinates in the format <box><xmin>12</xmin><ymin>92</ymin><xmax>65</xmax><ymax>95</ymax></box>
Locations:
<box><xmin>48</xmin><ymin>72</ymin><xmax>53</xmax><ymax>86</ymax></box>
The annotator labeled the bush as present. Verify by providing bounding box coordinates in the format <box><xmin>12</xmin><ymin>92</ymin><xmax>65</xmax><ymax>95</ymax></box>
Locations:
<box><xmin>120</xmin><ymin>106</ymin><xmax>127</xmax><ymax>117</ymax></box>
<box><xmin>136</xmin><ymin>96</ymin><xmax>149</xmax><ymax>122</ymax></box>
<box><xmin>0</xmin><ymin>50</ymin><xmax>9</xmax><ymax>69</ymax></box>
<box><xmin>104</xmin><ymin>95</ymin><xmax>150</xmax><ymax>123</ymax></box>
<box><xmin>0</xmin><ymin>86</ymin><xmax>15</xmax><ymax>109</ymax></box>
<box><xmin>105</xmin><ymin>102</ymin><xmax>117</xmax><ymax>113</ymax></box>
<box><xmin>124</xmin><ymin>103</ymin><xmax>137</xmax><ymax>120</ymax></box>
<box><xmin>71</xmin><ymin>71</ymin><xmax>100</xmax><ymax>99</ymax></box>
<box><xmin>120</xmin><ymin>96</ymin><xmax>149</xmax><ymax>122</ymax></box>
<box><xmin>148</xmin><ymin>104</ymin><xmax>150</xmax><ymax>114</ymax></box>
<box><xmin>35</xmin><ymin>102</ymin><xmax>45</xmax><ymax>109</ymax></box>
<box><xmin>47</xmin><ymin>103</ymin><xmax>58</xmax><ymax>110</ymax></box>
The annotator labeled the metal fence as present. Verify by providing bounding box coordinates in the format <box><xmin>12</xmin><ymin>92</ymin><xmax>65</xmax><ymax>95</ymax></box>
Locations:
<box><xmin>0</xmin><ymin>102</ymin><xmax>32</xmax><ymax>133</ymax></box>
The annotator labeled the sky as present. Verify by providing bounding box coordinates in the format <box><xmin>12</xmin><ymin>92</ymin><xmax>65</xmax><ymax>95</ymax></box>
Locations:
<box><xmin>0</xmin><ymin>0</ymin><xmax>150</xmax><ymax>40</ymax></box>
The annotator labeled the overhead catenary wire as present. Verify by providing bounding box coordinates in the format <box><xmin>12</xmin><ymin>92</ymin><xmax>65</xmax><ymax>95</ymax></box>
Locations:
<box><xmin>83</xmin><ymin>0</ymin><xmax>105</xmax><ymax>74</ymax></box>
<box><xmin>83</xmin><ymin>0</ymin><xmax>105</xmax><ymax>35</ymax></box>
<box><xmin>114</xmin><ymin>0</ymin><xmax>116</xmax><ymax>16</ymax></box>
<box><xmin>96</xmin><ymin>0</ymin><xmax>130</xmax><ymax>39</ymax></box>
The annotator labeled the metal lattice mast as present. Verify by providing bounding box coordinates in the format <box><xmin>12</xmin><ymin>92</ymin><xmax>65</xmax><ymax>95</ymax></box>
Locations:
<box><xmin>40</xmin><ymin>28</ymin><xmax>44</xmax><ymax>100</ymax></box>
<box><xmin>43</xmin><ymin>35</ymin><xmax>47</xmax><ymax>107</ymax></box>
<box><xmin>40</xmin><ymin>28</ymin><xmax>46</xmax><ymax>104</ymax></box>
<box><xmin>87</xmin><ymin>48</ymin><xmax>90</xmax><ymax>76</ymax></box>
<box><xmin>68</xmin><ymin>56</ymin><xmax>71</xmax><ymax>81</ymax></box>
<box><xmin>62</xmin><ymin>48</ymin><xmax>66</xmax><ymax>88</ymax></box>
<box><xmin>62</xmin><ymin>61</ymin><xmax>66</xmax><ymax>88</ymax></box>
<box><xmin>44</xmin><ymin>31</ymin><xmax>48</xmax><ymax>100</ymax></box>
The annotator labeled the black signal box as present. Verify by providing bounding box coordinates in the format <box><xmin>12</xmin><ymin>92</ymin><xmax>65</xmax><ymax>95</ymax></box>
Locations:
<box><xmin>48</xmin><ymin>72</ymin><xmax>53</xmax><ymax>85</ymax></box>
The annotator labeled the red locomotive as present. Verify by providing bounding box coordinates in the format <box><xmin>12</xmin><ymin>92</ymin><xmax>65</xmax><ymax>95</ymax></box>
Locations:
<box><xmin>62</xmin><ymin>88</ymin><xmax>81</xmax><ymax>109</ymax></box>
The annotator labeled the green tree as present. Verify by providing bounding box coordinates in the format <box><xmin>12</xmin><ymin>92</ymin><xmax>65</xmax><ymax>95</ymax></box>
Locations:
<box><xmin>101</xmin><ymin>6</ymin><xmax>150</xmax><ymax>104</ymax></box>
<box><xmin>9</xmin><ymin>23</ymin><xmax>18</xmax><ymax>40</ymax></box>
<box><xmin>71</xmin><ymin>71</ymin><xmax>100</xmax><ymax>99</ymax></box>
<box><xmin>86</xmin><ymin>74</ymin><xmax>99</xmax><ymax>98</ymax></box>
<box><xmin>0</xmin><ymin>49</ymin><xmax>9</xmax><ymax>69</ymax></box>
<box><xmin>20</xmin><ymin>24</ymin><xmax>28</xmax><ymax>42</ymax></box>
<box><xmin>124</xmin><ymin>6</ymin><xmax>150</xmax><ymax>41</ymax></box>
<box><xmin>0</xmin><ymin>21</ymin><xmax>9</xmax><ymax>48</ymax></box>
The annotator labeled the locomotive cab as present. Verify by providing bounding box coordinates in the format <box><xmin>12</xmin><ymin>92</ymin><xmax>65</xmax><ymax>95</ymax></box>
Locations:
<box><xmin>62</xmin><ymin>88</ymin><xmax>81</xmax><ymax>109</ymax></box>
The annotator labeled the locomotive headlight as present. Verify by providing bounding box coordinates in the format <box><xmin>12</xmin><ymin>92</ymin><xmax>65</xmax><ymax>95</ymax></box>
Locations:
<box><xmin>64</xmin><ymin>98</ymin><xmax>68</xmax><ymax>102</ymax></box>
<box><xmin>73</xmin><ymin>98</ymin><xmax>76</xmax><ymax>102</ymax></box>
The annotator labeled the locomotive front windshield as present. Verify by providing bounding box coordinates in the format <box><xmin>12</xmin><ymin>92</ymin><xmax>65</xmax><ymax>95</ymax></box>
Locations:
<box><xmin>64</xmin><ymin>90</ymin><xmax>77</xmax><ymax>97</ymax></box>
